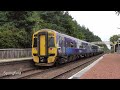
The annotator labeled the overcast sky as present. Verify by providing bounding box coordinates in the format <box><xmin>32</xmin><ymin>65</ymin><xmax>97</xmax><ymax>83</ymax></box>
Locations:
<box><xmin>69</xmin><ymin>11</ymin><xmax>120</xmax><ymax>49</ymax></box>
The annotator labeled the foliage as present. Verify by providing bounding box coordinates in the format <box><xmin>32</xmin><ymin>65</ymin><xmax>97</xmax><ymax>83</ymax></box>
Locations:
<box><xmin>0</xmin><ymin>11</ymin><xmax>108</xmax><ymax>51</ymax></box>
<box><xmin>110</xmin><ymin>35</ymin><xmax>120</xmax><ymax>44</ymax></box>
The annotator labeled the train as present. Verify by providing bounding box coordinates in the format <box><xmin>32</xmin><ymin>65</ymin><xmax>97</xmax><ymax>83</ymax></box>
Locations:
<box><xmin>32</xmin><ymin>29</ymin><xmax>104</xmax><ymax>66</ymax></box>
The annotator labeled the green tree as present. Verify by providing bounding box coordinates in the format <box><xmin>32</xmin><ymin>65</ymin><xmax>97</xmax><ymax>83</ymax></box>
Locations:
<box><xmin>0</xmin><ymin>11</ymin><xmax>107</xmax><ymax>50</ymax></box>
<box><xmin>110</xmin><ymin>35</ymin><xmax>120</xmax><ymax>44</ymax></box>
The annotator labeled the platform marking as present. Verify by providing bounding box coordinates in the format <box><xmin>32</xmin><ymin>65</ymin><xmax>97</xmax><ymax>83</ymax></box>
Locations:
<box><xmin>68</xmin><ymin>55</ymin><xmax>105</xmax><ymax>79</ymax></box>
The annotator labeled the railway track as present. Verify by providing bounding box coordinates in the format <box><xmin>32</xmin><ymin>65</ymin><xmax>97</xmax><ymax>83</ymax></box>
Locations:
<box><xmin>51</xmin><ymin>54</ymin><xmax>103</xmax><ymax>79</ymax></box>
<box><xmin>0</xmin><ymin>54</ymin><xmax>103</xmax><ymax>79</ymax></box>
<box><xmin>51</xmin><ymin>59</ymin><xmax>96</xmax><ymax>79</ymax></box>
<box><xmin>18</xmin><ymin>54</ymin><xmax>103</xmax><ymax>79</ymax></box>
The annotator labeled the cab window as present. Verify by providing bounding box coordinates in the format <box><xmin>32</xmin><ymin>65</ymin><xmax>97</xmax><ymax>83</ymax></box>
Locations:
<box><xmin>48</xmin><ymin>37</ymin><xmax>55</xmax><ymax>47</ymax></box>
<box><xmin>33</xmin><ymin>38</ymin><xmax>37</xmax><ymax>47</ymax></box>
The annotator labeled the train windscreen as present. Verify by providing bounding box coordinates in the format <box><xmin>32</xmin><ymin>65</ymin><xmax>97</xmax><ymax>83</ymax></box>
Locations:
<box><xmin>33</xmin><ymin>38</ymin><xmax>37</xmax><ymax>47</ymax></box>
<box><xmin>48</xmin><ymin>37</ymin><xmax>55</xmax><ymax>47</ymax></box>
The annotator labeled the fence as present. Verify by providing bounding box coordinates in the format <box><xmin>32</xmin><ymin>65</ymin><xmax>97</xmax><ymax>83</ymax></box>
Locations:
<box><xmin>0</xmin><ymin>48</ymin><xmax>32</xmax><ymax>59</ymax></box>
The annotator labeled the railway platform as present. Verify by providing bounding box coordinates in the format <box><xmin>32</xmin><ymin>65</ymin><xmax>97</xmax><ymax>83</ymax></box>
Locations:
<box><xmin>0</xmin><ymin>57</ymin><xmax>32</xmax><ymax>63</ymax></box>
<box><xmin>69</xmin><ymin>53</ymin><xmax>120</xmax><ymax>79</ymax></box>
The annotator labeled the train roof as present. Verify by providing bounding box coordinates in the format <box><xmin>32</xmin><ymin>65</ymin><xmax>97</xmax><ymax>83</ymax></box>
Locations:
<box><xmin>35</xmin><ymin>29</ymin><xmax>100</xmax><ymax>47</ymax></box>
<box><xmin>33</xmin><ymin>29</ymin><xmax>57</xmax><ymax>35</ymax></box>
<box><xmin>56</xmin><ymin>30</ymin><xmax>99</xmax><ymax>46</ymax></box>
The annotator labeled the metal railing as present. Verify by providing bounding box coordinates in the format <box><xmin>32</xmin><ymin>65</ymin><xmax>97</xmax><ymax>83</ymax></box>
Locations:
<box><xmin>0</xmin><ymin>48</ymin><xmax>32</xmax><ymax>59</ymax></box>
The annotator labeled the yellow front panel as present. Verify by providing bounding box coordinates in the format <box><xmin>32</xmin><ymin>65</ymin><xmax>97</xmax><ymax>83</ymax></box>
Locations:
<box><xmin>32</xmin><ymin>48</ymin><xmax>38</xmax><ymax>55</ymax></box>
<box><xmin>48</xmin><ymin>48</ymin><xmax>57</xmax><ymax>63</ymax></box>
<box><xmin>40</xmin><ymin>35</ymin><xmax>46</xmax><ymax>55</ymax></box>
<box><xmin>48</xmin><ymin>56</ymin><xmax>56</xmax><ymax>63</ymax></box>
<box><xmin>33</xmin><ymin>56</ymin><xmax>39</xmax><ymax>63</ymax></box>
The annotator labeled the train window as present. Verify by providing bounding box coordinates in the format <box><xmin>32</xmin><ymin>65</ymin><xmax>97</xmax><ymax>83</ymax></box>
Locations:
<box><xmin>79</xmin><ymin>45</ymin><xmax>83</xmax><ymax>48</ymax></box>
<box><xmin>74</xmin><ymin>42</ymin><xmax>77</xmax><ymax>48</ymax></box>
<box><xmin>48</xmin><ymin>37</ymin><xmax>55</xmax><ymax>47</ymax></box>
<box><xmin>56</xmin><ymin>35</ymin><xmax>59</xmax><ymax>45</ymax></box>
<box><xmin>82</xmin><ymin>42</ymin><xmax>88</xmax><ymax>48</ymax></box>
<box><xmin>92</xmin><ymin>46</ymin><xmax>98</xmax><ymax>49</ymax></box>
<box><xmin>66</xmin><ymin>41</ymin><xmax>69</xmax><ymax>47</ymax></box>
<box><xmin>33</xmin><ymin>38</ymin><xmax>37</xmax><ymax>47</ymax></box>
<box><xmin>59</xmin><ymin>36</ymin><xmax>63</xmax><ymax>46</ymax></box>
<box><xmin>66</xmin><ymin>41</ymin><xmax>75</xmax><ymax>47</ymax></box>
<box><xmin>66</xmin><ymin>42</ymin><xmax>69</xmax><ymax>47</ymax></box>
<box><xmin>70</xmin><ymin>42</ymin><xmax>74</xmax><ymax>47</ymax></box>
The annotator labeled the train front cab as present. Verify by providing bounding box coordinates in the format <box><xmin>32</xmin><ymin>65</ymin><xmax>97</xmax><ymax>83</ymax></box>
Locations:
<box><xmin>32</xmin><ymin>30</ymin><xmax>57</xmax><ymax>66</ymax></box>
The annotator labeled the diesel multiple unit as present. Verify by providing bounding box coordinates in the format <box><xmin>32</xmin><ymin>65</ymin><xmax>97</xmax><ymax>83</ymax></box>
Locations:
<box><xmin>32</xmin><ymin>29</ymin><xmax>103</xmax><ymax>66</ymax></box>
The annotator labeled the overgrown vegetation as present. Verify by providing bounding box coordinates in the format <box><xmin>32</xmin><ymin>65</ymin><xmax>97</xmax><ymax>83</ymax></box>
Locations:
<box><xmin>110</xmin><ymin>35</ymin><xmax>120</xmax><ymax>44</ymax></box>
<box><xmin>0</xmin><ymin>11</ymin><xmax>108</xmax><ymax>51</ymax></box>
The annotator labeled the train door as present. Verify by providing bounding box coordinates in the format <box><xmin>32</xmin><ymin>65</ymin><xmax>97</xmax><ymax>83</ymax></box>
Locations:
<box><xmin>40</xmin><ymin>35</ymin><xmax>46</xmax><ymax>55</ymax></box>
<box><xmin>38</xmin><ymin>32</ymin><xmax>48</xmax><ymax>57</ymax></box>
<box><xmin>59</xmin><ymin>36</ymin><xmax>65</xmax><ymax>55</ymax></box>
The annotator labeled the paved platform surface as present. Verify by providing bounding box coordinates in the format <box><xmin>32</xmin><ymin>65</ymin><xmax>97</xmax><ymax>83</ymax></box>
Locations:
<box><xmin>0</xmin><ymin>57</ymin><xmax>33</xmax><ymax>63</ymax></box>
<box><xmin>80</xmin><ymin>54</ymin><xmax>120</xmax><ymax>79</ymax></box>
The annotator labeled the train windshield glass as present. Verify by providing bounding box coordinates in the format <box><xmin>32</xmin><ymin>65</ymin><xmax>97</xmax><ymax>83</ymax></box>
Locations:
<box><xmin>48</xmin><ymin>37</ymin><xmax>55</xmax><ymax>47</ymax></box>
<box><xmin>33</xmin><ymin>38</ymin><xmax>37</xmax><ymax>47</ymax></box>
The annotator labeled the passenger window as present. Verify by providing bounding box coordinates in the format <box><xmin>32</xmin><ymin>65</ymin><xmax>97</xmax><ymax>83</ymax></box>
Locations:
<box><xmin>70</xmin><ymin>42</ymin><xmax>74</xmax><ymax>47</ymax></box>
<box><xmin>59</xmin><ymin>36</ymin><xmax>64</xmax><ymax>46</ymax></box>
<box><xmin>66</xmin><ymin>42</ymin><xmax>68</xmax><ymax>47</ymax></box>
<box><xmin>79</xmin><ymin>45</ymin><xmax>83</xmax><ymax>48</ymax></box>
<box><xmin>74</xmin><ymin>43</ymin><xmax>77</xmax><ymax>48</ymax></box>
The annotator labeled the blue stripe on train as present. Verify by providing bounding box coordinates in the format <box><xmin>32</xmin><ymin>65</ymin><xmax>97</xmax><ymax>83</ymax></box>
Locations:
<box><xmin>65</xmin><ymin>47</ymin><xmax>86</xmax><ymax>55</ymax></box>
